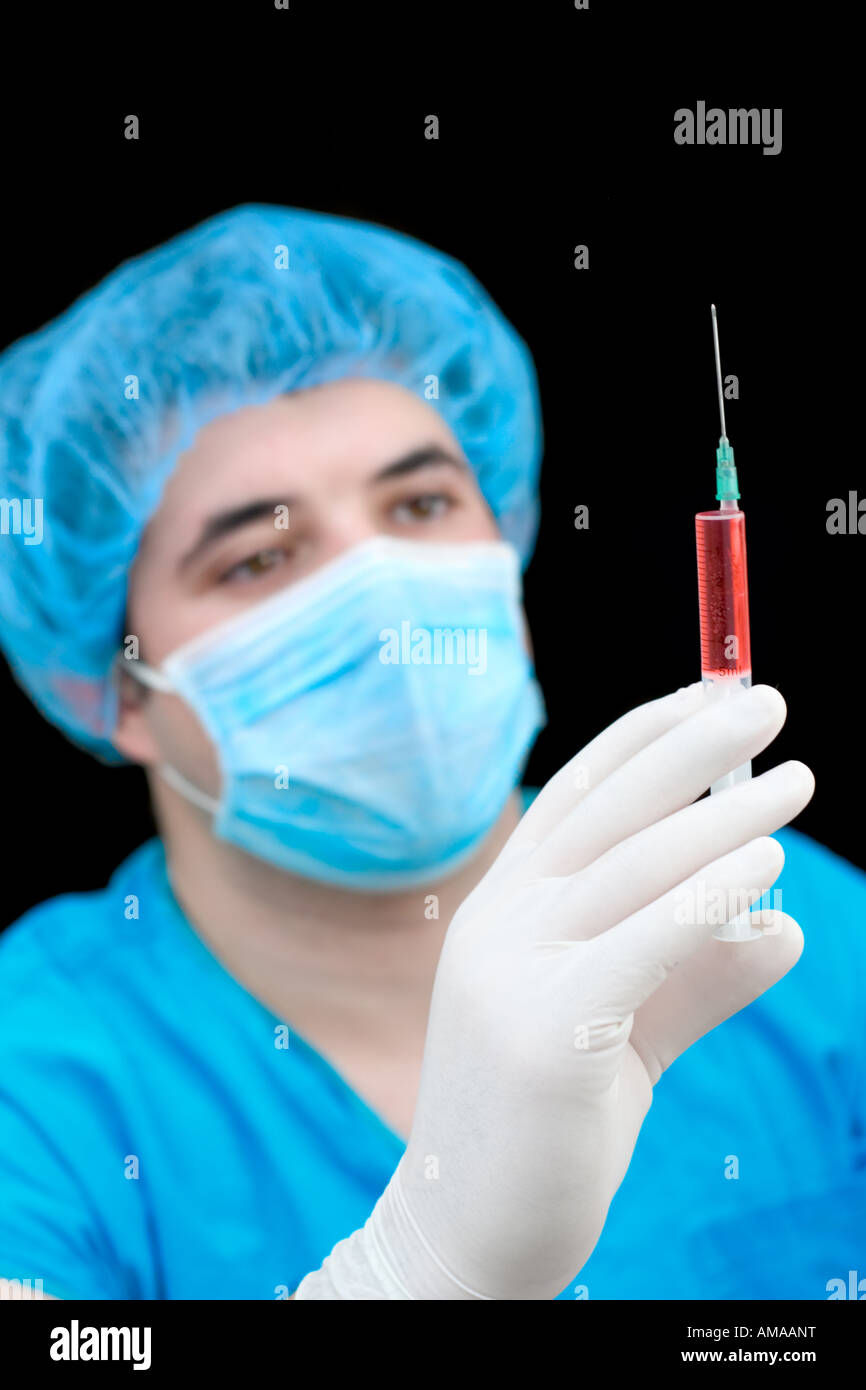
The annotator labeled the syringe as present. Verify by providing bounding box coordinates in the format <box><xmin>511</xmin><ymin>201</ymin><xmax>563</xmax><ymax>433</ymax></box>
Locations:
<box><xmin>696</xmin><ymin>305</ymin><xmax>761</xmax><ymax>941</ymax></box>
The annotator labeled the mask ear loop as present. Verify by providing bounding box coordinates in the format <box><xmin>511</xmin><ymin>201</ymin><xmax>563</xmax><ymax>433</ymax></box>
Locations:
<box><xmin>155</xmin><ymin>762</ymin><xmax>222</xmax><ymax>817</ymax></box>
<box><xmin>116</xmin><ymin>651</ymin><xmax>175</xmax><ymax>694</ymax></box>
<box><xmin>110</xmin><ymin>650</ymin><xmax>221</xmax><ymax>816</ymax></box>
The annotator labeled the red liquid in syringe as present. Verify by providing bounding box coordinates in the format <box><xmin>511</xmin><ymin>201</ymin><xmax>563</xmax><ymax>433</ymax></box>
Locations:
<box><xmin>695</xmin><ymin>508</ymin><xmax>751</xmax><ymax>680</ymax></box>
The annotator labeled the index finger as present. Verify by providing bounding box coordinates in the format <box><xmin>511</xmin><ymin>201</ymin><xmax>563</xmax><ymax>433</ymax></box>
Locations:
<box><xmin>515</xmin><ymin>681</ymin><xmax>708</xmax><ymax>847</ymax></box>
<box><xmin>476</xmin><ymin>682</ymin><xmax>709</xmax><ymax>900</ymax></box>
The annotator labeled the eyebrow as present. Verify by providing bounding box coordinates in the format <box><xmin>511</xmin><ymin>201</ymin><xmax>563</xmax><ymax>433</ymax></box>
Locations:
<box><xmin>177</xmin><ymin>444</ymin><xmax>469</xmax><ymax>572</ymax></box>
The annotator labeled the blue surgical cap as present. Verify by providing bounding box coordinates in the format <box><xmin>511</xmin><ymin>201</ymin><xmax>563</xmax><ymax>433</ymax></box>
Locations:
<box><xmin>0</xmin><ymin>204</ymin><xmax>542</xmax><ymax>764</ymax></box>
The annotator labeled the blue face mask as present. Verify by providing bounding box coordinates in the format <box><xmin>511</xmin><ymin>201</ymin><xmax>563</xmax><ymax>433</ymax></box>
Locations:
<box><xmin>126</xmin><ymin>535</ymin><xmax>546</xmax><ymax>890</ymax></box>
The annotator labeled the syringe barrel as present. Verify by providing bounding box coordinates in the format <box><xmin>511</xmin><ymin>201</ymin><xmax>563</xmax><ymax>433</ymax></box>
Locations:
<box><xmin>695</xmin><ymin>507</ymin><xmax>751</xmax><ymax>681</ymax></box>
<box><xmin>702</xmin><ymin>672</ymin><xmax>752</xmax><ymax>794</ymax></box>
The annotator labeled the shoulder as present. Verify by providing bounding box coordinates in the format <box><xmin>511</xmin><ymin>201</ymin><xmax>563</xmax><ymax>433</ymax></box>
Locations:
<box><xmin>0</xmin><ymin>842</ymin><xmax>172</xmax><ymax>1174</ymax></box>
<box><xmin>0</xmin><ymin>846</ymin><xmax>168</xmax><ymax>1302</ymax></box>
<box><xmin>0</xmin><ymin>837</ymin><xmax>166</xmax><ymax>1021</ymax></box>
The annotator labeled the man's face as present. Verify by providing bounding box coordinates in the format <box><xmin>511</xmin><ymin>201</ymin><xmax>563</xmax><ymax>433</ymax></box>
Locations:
<box><xmin>112</xmin><ymin>377</ymin><xmax>506</xmax><ymax>785</ymax></box>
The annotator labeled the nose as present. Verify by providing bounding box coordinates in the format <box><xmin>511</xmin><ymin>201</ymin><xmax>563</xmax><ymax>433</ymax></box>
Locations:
<box><xmin>318</xmin><ymin>511</ymin><xmax>383</xmax><ymax>566</ymax></box>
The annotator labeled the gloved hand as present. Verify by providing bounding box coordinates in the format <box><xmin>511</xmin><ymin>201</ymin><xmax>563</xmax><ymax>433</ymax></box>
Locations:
<box><xmin>293</xmin><ymin>681</ymin><xmax>815</xmax><ymax>1300</ymax></box>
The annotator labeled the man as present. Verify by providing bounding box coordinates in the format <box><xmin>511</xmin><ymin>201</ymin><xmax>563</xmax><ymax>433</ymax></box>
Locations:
<box><xmin>0</xmin><ymin>206</ymin><xmax>857</xmax><ymax>1301</ymax></box>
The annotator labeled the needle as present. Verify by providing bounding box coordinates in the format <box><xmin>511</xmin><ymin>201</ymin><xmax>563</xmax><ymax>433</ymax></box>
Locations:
<box><xmin>711</xmin><ymin>303</ymin><xmax>728</xmax><ymax>444</ymax></box>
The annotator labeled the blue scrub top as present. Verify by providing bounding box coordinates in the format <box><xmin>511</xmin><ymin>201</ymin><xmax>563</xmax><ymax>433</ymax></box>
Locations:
<box><xmin>0</xmin><ymin>800</ymin><xmax>864</xmax><ymax>1301</ymax></box>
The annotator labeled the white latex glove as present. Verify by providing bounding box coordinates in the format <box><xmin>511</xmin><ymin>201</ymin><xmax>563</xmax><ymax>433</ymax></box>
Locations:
<box><xmin>294</xmin><ymin>681</ymin><xmax>815</xmax><ymax>1300</ymax></box>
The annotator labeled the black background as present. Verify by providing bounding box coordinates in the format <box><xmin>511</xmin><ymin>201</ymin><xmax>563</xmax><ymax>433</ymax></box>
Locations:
<box><xmin>1</xmin><ymin>8</ymin><xmax>859</xmax><ymax>928</ymax></box>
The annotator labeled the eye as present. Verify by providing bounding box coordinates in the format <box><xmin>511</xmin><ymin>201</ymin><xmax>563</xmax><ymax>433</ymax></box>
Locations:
<box><xmin>219</xmin><ymin>547</ymin><xmax>288</xmax><ymax>584</ymax></box>
<box><xmin>391</xmin><ymin>492</ymin><xmax>454</xmax><ymax>523</ymax></box>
